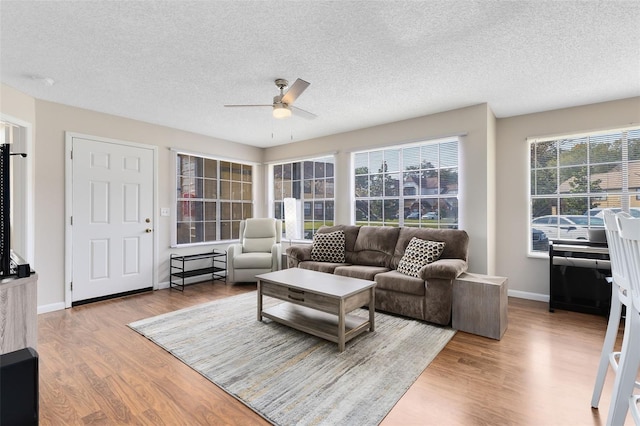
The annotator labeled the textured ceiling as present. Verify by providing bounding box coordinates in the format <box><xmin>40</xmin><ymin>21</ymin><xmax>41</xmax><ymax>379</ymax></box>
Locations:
<box><xmin>1</xmin><ymin>1</ymin><xmax>639</xmax><ymax>148</ymax></box>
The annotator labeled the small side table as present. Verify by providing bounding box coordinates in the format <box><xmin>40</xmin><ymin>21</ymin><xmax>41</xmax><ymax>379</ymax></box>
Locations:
<box><xmin>452</xmin><ymin>272</ymin><xmax>508</xmax><ymax>340</ymax></box>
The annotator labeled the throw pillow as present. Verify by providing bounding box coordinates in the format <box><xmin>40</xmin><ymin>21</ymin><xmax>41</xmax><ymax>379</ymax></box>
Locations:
<box><xmin>397</xmin><ymin>237</ymin><xmax>446</xmax><ymax>278</ymax></box>
<box><xmin>311</xmin><ymin>231</ymin><xmax>346</xmax><ymax>263</ymax></box>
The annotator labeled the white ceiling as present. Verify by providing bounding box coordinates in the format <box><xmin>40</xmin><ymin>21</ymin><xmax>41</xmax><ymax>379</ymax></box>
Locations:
<box><xmin>1</xmin><ymin>1</ymin><xmax>639</xmax><ymax>148</ymax></box>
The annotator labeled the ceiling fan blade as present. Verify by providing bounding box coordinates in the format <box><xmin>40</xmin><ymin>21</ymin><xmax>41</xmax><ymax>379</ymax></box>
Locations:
<box><xmin>281</xmin><ymin>78</ymin><xmax>310</xmax><ymax>105</ymax></box>
<box><xmin>291</xmin><ymin>105</ymin><xmax>317</xmax><ymax>120</ymax></box>
<box><xmin>224</xmin><ymin>104</ymin><xmax>272</xmax><ymax>108</ymax></box>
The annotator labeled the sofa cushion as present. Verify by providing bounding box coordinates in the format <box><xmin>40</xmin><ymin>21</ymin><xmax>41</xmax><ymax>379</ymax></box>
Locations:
<box><xmin>299</xmin><ymin>261</ymin><xmax>349</xmax><ymax>274</ymax></box>
<box><xmin>233</xmin><ymin>252</ymin><xmax>273</xmax><ymax>269</ymax></box>
<box><xmin>242</xmin><ymin>218</ymin><xmax>278</xmax><ymax>253</ymax></box>
<box><xmin>350</xmin><ymin>226</ymin><xmax>400</xmax><ymax>267</ymax></box>
<box><xmin>311</xmin><ymin>230</ymin><xmax>346</xmax><ymax>263</ymax></box>
<box><xmin>334</xmin><ymin>265</ymin><xmax>389</xmax><ymax>281</ymax></box>
<box><xmin>391</xmin><ymin>227</ymin><xmax>468</xmax><ymax>269</ymax></box>
<box><xmin>397</xmin><ymin>237</ymin><xmax>446</xmax><ymax>278</ymax></box>
<box><xmin>374</xmin><ymin>270</ymin><xmax>426</xmax><ymax>296</ymax></box>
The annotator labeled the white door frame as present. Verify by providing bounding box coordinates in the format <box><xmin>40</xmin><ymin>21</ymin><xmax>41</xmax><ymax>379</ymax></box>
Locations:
<box><xmin>64</xmin><ymin>132</ymin><xmax>158</xmax><ymax>308</ymax></box>
<box><xmin>0</xmin><ymin>113</ymin><xmax>34</xmax><ymax>266</ymax></box>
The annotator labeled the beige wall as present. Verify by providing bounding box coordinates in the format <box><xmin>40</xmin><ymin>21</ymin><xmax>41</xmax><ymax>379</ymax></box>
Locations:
<box><xmin>0</xmin><ymin>84</ymin><xmax>36</xmax><ymax>123</ymax></box>
<box><xmin>486</xmin><ymin>107</ymin><xmax>498</xmax><ymax>274</ymax></box>
<box><xmin>265</xmin><ymin>103</ymin><xmax>496</xmax><ymax>275</ymax></box>
<box><xmin>2</xmin><ymin>83</ymin><xmax>263</xmax><ymax>309</ymax></box>
<box><xmin>496</xmin><ymin>97</ymin><xmax>640</xmax><ymax>298</ymax></box>
<box><xmin>3</xmin><ymin>81</ymin><xmax>639</xmax><ymax>310</ymax></box>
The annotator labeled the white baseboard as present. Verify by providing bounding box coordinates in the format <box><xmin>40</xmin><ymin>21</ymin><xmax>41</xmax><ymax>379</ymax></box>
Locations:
<box><xmin>37</xmin><ymin>283</ymin><xmax>545</xmax><ymax>314</ymax></box>
<box><xmin>508</xmin><ymin>289</ymin><xmax>549</xmax><ymax>302</ymax></box>
<box><xmin>37</xmin><ymin>302</ymin><xmax>66</xmax><ymax>314</ymax></box>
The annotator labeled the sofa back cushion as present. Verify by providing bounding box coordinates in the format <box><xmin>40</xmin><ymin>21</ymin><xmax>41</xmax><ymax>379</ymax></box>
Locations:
<box><xmin>242</xmin><ymin>218</ymin><xmax>278</xmax><ymax>253</ymax></box>
<box><xmin>391</xmin><ymin>227</ymin><xmax>469</xmax><ymax>269</ymax></box>
<box><xmin>317</xmin><ymin>225</ymin><xmax>361</xmax><ymax>255</ymax></box>
<box><xmin>351</xmin><ymin>226</ymin><xmax>400</xmax><ymax>267</ymax></box>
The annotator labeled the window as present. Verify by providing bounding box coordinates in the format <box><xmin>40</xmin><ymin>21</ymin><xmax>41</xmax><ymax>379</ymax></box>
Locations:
<box><xmin>176</xmin><ymin>153</ymin><xmax>252</xmax><ymax>245</ymax></box>
<box><xmin>529</xmin><ymin>127</ymin><xmax>640</xmax><ymax>252</ymax></box>
<box><xmin>271</xmin><ymin>156</ymin><xmax>335</xmax><ymax>240</ymax></box>
<box><xmin>353</xmin><ymin>139</ymin><xmax>459</xmax><ymax>228</ymax></box>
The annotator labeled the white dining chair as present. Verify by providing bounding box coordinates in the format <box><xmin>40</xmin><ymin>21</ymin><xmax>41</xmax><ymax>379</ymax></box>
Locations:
<box><xmin>592</xmin><ymin>210</ymin><xmax>634</xmax><ymax>408</ymax></box>
<box><xmin>631</xmin><ymin>394</ymin><xmax>640</xmax><ymax>425</ymax></box>
<box><xmin>606</xmin><ymin>213</ymin><xmax>640</xmax><ymax>426</ymax></box>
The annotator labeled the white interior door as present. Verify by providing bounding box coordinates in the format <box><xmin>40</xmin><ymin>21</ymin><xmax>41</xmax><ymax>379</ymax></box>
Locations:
<box><xmin>71</xmin><ymin>136</ymin><xmax>154</xmax><ymax>302</ymax></box>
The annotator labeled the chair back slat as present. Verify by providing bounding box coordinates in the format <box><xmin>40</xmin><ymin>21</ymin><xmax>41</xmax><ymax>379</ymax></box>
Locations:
<box><xmin>604</xmin><ymin>210</ymin><xmax>632</xmax><ymax>305</ymax></box>
<box><xmin>617</xmin><ymin>213</ymin><xmax>640</xmax><ymax>312</ymax></box>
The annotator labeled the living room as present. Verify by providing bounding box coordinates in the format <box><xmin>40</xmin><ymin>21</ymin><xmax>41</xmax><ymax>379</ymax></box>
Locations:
<box><xmin>4</xmin><ymin>88</ymin><xmax>639</xmax><ymax>312</ymax></box>
<box><xmin>2</xmin><ymin>1</ymin><xmax>640</xmax><ymax>424</ymax></box>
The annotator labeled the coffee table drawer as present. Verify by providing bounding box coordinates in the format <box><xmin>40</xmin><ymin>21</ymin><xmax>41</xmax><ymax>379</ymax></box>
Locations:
<box><xmin>261</xmin><ymin>281</ymin><xmax>338</xmax><ymax>314</ymax></box>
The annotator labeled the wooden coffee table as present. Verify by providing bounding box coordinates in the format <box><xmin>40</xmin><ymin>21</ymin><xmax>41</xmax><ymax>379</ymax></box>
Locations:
<box><xmin>256</xmin><ymin>268</ymin><xmax>376</xmax><ymax>352</ymax></box>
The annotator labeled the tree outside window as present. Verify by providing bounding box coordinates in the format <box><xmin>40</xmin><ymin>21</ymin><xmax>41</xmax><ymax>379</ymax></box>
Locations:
<box><xmin>529</xmin><ymin>128</ymin><xmax>640</xmax><ymax>253</ymax></box>
<box><xmin>354</xmin><ymin>139</ymin><xmax>459</xmax><ymax>229</ymax></box>
<box><xmin>272</xmin><ymin>156</ymin><xmax>335</xmax><ymax>240</ymax></box>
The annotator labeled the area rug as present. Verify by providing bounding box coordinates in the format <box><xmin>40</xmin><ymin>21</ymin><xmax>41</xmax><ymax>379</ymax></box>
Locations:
<box><xmin>129</xmin><ymin>292</ymin><xmax>455</xmax><ymax>426</ymax></box>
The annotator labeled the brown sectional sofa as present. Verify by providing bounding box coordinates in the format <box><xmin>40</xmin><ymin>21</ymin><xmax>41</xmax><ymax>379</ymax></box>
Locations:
<box><xmin>285</xmin><ymin>224</ymin><xmax>469</xmax><ymax>325</ymax></box>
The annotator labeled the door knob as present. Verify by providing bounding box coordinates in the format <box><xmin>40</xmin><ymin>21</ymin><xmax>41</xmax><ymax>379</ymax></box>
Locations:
<box><xmin>145</xmin><ymin>228</ymin><xmax>152</xmax><ymax>233</ymax></box>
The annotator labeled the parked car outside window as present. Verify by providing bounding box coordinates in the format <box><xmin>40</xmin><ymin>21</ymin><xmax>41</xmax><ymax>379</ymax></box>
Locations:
<box><xmin>532</xmin><ymin>228</ymin><xmax>549</xmax><ymax>251</ymax></box>
<box><xmin>531</xmin><ymin>215</ymin><xmax>603</xmax><ymax>240</ymax></box>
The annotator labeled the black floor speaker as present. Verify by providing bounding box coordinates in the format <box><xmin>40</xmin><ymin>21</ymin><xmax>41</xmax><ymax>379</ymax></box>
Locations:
<box><xmin>0</xmin><ymin>347</ymin><xmax>39</xmax><ymax>425</ymax></box>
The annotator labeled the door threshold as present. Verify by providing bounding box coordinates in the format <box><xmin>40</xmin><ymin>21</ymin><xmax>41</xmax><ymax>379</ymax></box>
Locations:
<box><xmin>72</xmin><ymin>287</ymin><xmax>153</xmax><ymax>307</ymax></box>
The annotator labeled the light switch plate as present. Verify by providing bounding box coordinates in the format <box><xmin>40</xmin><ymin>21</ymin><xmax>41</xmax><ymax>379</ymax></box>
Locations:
<box><xmin>160</xmin><ymin>208</ymin><xmax>170</xmax><ymax>217</ymax></box>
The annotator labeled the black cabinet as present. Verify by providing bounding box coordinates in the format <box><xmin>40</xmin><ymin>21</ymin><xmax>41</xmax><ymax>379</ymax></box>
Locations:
<box><xmin>1</xmin><ymin>347</ymin><xmax>38</xmax><ymax>425</ymax></box>
<box><xmin>549</xmin><ymin>240</ymin><xmax>611</xmax><ymax>316</ymax></box>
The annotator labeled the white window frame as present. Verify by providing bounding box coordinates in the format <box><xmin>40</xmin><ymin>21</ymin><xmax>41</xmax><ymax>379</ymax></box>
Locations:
<box><xmin>172</xmin><ymin>150</ymin><xmax>254</xmax><ymax>247</ymax></box>
<box><xmin>268</xmin><ymin>154</ymin><xmax>336</xmax><ymax>241</ymax></box>
<box><xmin>528</xmin><ymin>126</ymin><xmax>640</xmax><ymax>255</ymax></box>
<box><xmin>0</xmin><ymin>115</ymin><xmax>33</xmax><ymax>265</ymax></box>
<box><xmin>351</xmin><ymin>137</ymin><xmax>460</xmax><ymax>229</ymax></box>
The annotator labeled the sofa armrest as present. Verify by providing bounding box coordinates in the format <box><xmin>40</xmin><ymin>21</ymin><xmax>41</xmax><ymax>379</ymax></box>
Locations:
<box><xmin>285</xmin><ymin>244</ymin><xmax>312</xmax><ymax>268</ymax></box>
<box><xmin>226</xmin><ymin>243</ymin><xmax>243</xmax><ymax>283</ymax></box>
<box><xmin>419</xmin><ymin>258</ymin><xmax>468</xmax><ymax>280</ymax></box>
<box><xmin>227</xmin><ymin>243</ymin><xmax>243</xmax><ymax>259</ymax></box>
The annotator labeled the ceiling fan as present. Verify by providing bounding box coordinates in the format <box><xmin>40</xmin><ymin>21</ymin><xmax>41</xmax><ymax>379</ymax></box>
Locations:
<box><xmin>224</xmin><ymin>78</ymin><xmax>317</xmax><ymax>120</ymax></box>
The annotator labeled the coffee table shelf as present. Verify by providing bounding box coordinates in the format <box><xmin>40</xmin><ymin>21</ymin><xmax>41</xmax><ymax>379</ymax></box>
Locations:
<box><xmin>262</xmin><ymin>303</ymin><xmax>372</xmax><ymax>346</ymax></box>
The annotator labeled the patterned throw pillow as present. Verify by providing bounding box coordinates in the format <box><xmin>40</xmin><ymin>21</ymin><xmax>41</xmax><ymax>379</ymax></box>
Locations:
<box><xmin>311</xmin><ymin>231</ymin><xmax>346</xmax><ymax>263</ymax></box>
<box><xmin>396</xmin><ymin>237</ymin><xmax>446</xmax><ymax>278</ymax></box>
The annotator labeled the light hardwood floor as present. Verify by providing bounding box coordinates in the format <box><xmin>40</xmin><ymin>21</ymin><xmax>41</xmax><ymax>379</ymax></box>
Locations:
<box><xmin>36</xmin><ymin>281</ymin><xmax>627</xmax><ymax>425</ymax></box>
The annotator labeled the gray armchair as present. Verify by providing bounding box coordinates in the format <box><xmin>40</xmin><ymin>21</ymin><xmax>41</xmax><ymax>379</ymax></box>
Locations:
<box><xmin>227</xmin><ymin>218</ymin><xmax>282</xmax><ymax>283</ymax></box>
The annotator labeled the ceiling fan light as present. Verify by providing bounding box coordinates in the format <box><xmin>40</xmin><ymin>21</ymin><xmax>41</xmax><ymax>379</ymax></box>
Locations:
<box><xmin>273</xmin><ymin>104</ymin><xmax>292</xmax><ymax>119</ymax></box>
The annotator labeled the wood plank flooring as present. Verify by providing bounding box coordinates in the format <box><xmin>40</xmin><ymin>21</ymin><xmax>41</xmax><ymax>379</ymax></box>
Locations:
<box><xmin>36</xmin><ymin>281</ymin><xmax>627</xmax><ymax>425</ymax></box>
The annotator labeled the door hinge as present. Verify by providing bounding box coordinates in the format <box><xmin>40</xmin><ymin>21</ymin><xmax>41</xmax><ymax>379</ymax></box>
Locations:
<box><xmin>70</xmin><ymin>150</ymin><xmax>73</xmax><ymax>160</ymax></box>
<box><xmin>70</xmin><ymin>216</ymin><xmax>73</xmax><ymax>225</ymax></box>
<box><xmin>70</xmin><ymin>282</ymin><xmax>73</xmax><ymax>290</ymax></box>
